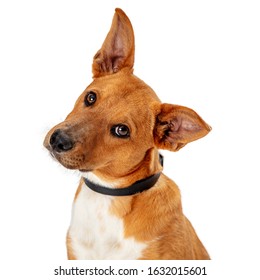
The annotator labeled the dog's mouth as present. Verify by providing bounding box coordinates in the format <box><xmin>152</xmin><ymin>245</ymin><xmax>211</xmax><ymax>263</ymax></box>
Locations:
<box><xmin>45</xmin><ymin>141</ymin><xmax>86</xmax><ymax>170</ymax></box>
<box><xmin>79</xmin><ymin>168</ymin><xmax>92</xmax><ymax>172</ymax></box>
<box><xmin>49</xmin><ymin>149</ymin><xmax>56</xmax><ymax>159</ymax></box>
<box><xmin>49</xmin><ymin>149</ymin><xmax>92</xmax><ymax>172</ymax></box>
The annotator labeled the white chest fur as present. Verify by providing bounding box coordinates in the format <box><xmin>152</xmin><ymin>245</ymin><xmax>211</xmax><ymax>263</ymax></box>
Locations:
<box><xmin>68</xmin><ymin>184</ymin><xmax>147</xmax><ymax>259</ymax></box>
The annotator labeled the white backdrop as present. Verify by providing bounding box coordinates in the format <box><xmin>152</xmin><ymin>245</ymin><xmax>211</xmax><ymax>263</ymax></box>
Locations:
<box><xmin>0</xmin><ymin>0</ymin><xmax>259</xmax><ymax>279</ymax></box>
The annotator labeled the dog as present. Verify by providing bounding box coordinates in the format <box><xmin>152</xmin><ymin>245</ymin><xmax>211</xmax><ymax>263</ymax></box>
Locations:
<box><xmin>44</xmin><ymin>8</ymin><xmax>211</xmax><ymax>260</ymax></box>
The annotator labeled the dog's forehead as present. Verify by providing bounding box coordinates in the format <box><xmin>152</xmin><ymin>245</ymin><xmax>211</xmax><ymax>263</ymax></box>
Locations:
<box><xmin>74</xmin><ymin>73</ymin><xmax>161</xmax><ymax>130</ymax></box>
<box><xmin>87</xmin><ymin>72</ymin><xmax>160</xmax><ymax>105</ymax></box>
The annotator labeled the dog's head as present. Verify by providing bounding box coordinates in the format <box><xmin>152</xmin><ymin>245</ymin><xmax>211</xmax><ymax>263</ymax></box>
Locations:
<box><xmin>44</xmin><ymin>8</ymin><xmax>211</xmax><ymax>183</ymax></box>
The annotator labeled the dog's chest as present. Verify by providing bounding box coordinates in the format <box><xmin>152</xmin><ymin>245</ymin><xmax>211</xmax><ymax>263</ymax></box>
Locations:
<box><xmin>68</xmin><ymin>185</ymin><xmax>147</xmax><ymax>259</ymax></box>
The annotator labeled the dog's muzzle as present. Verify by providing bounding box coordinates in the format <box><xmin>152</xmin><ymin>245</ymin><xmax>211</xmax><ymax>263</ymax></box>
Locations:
<box><xmin>49</xmin><ymin>129</ymin><xmax>74</xmax><ymax>153</ymax></box>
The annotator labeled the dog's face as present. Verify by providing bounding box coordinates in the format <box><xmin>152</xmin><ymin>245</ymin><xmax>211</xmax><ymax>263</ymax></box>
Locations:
<box><xmin>44</xmin><ymin>9</ymin><xmax>211</xmax><ymax>181</ymax></box>
<box><xmin>44</xmin><ymin>71</ymin><xmax>161</xmax><ymax>179</ymax></box>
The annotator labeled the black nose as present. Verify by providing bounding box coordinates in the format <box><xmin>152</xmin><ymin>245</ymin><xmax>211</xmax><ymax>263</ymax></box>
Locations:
<box><xmin>49</xmin><ymin>129</ymin><xmax>74</xmax><ymax>152</ymax></box>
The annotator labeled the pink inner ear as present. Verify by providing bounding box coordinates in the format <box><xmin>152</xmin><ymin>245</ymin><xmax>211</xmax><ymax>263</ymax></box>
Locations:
<box><xmin>181</xmin><ymin>119</ymin><xmax>203</xmax><ymax>132</ymax></box>
<box><xmin>169</xmin><ymin>117</ymin><xmax>201</xmax><ymax>134</ymax></box>
<box><xmin>169</xmin><ymin>118</ymin><xmax>181</xmax><ymax>132</ymax></box>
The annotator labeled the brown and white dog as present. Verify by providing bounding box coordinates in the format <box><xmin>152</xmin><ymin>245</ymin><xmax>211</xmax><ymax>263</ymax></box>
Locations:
<box><xmin>44</xmin><ymin>8</ymin><xmax>211</xmax><ymax>260</ymax></box>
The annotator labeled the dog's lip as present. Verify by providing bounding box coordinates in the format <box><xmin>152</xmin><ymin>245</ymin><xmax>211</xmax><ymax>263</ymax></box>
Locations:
<box><xmin>47</xmin><ymin>148</ymin><xmax>59</xmax><ymax>160</ymax></box>
<box><xmin>49</xmin><ymin>150</ymin><xmax>56</xmax><ymax>158</ymax></box>
<box><xmin>46</xmin><ymin>146</ymin><xmax>62</xmax><ymax>160</ymax></box>
<box><xmin>79</xmin><ymin>168</ymin><xmax>92</xmax><ymax>172</ymax></box>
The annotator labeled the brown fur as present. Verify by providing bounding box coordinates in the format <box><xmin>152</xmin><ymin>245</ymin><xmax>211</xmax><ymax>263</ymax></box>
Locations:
<box><xmin>44</xmin><ymin>8</ymin><xmax>211</xmax><ymax>260</ymax></box>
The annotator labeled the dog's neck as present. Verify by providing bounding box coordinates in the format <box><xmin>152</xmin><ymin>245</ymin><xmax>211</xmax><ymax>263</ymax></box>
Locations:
<box><xmin>82</xmin><ymin>154</ymin><xmax>164</xmax><ymax>196</ymax></box>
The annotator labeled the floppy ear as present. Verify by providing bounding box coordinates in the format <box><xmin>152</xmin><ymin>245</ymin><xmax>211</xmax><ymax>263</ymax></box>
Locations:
<box><xmin>154</xmin><ymin>104</ymin><xmax>211</xmax><ymax>151</ymax></box>
<box><xmin>92</xmin><ymin>8</ymin><xmax>135</xmax><ymax>78</ymax></box>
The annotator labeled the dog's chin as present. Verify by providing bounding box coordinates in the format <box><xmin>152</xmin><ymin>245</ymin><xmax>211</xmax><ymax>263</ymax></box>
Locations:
<box><xmin>60</xmin><ymin>160</ymin><xmax>84</xmax><ymax>170</ymax></box>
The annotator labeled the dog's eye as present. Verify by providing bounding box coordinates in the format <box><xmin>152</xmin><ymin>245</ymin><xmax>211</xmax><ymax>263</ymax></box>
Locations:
<box><xmin>111</xmin><ymin>124</ymin><xmax>130</xmax><ymax>138</ymax></box>
<box><xmin>84</xmin><ymin>91</ymin><xmax>97</xmax><ymax>106</ymax></box>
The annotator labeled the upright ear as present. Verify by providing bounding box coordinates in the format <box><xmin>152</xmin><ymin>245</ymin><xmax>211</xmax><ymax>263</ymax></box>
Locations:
<box><xmin>154</xmin><ymin>104</ymin><xmax>211</xmax><ymax>151</ymax></box>
<box><xmin>92</xmin><ymin>8</ymin><xmax>135</xmax><ymax>78</ymax></box>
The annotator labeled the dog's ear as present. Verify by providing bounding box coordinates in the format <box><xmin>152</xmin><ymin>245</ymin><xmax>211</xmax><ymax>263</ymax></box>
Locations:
<box><xmin>154</xmin><ymin>104</ymin><xmax>211</xmax><ymax>151</ymax></box>
<box><xmin>92</xmin><ymin>8</ymin><xmax>135</xmax><ymax>78</ymax></box>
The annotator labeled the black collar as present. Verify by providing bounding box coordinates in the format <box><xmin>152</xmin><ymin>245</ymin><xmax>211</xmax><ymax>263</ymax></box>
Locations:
<box><xmin>83</xmin><ymin>154</ymin><xmax>164</xmax><ymax>197</ymax></box>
